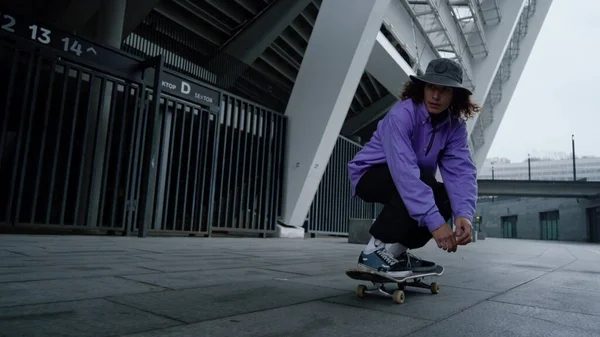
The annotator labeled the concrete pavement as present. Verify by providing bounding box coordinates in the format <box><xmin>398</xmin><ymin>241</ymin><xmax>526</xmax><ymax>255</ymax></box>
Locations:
<box><xmin>1</xmin><ymin>234</ymin><xmax>599</xmax><ymax>336</ymax></box>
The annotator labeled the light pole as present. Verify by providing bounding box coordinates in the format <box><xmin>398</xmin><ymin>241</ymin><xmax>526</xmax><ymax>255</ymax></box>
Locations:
<box><xmin>572</xmin><ymin>134</ymin><xmax>576</xmax><ymax>181</ymax></box>
<box><xmin>528</xmin><ymin>153</ymin><xmax>531</xmax><ymax>180</ymax></box>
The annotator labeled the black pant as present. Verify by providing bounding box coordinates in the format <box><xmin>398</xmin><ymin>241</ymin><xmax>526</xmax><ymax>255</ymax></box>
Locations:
<box><xmin>355</xmin><ymin>164</ymin><xmax>452</xmax><ymax>249</ymax></box>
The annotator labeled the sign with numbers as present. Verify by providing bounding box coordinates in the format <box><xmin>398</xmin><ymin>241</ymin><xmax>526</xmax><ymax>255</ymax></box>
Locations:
<box><xmin>0</xmin><ymin>7</ymin><xmax>221</xmax><ymax>110</ymax></box>
<box><xmin>1</xmin><ymin>10</ymin><xmax>107</xmax><ymax>61</ymax></box>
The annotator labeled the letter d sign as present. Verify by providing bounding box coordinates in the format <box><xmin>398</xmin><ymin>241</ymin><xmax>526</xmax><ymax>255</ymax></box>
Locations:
<box><xmin>181</xmin><ymin>81</ymin><xmax>191</xmax><ymax>94</ymax></box>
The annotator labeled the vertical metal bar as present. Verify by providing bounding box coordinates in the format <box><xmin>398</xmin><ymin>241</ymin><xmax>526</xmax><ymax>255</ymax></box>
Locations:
<box><xmin>14</xmin><ymin>56</ymin><xmax>43</xmax><ymax>225</ymax></box>
<box><xmin>109</xmin><ymin>84</ymin><xmax>132</xmax><ymax>229</ymax></box>
<box><xmin>73</xmin><ymin>75</ymin><xmax>104</xmax><ymax>226</ymax></box>
<box><xmin>154</xmin><ymin>99</ymin><xmax>171</xmax><ymax>231</ymax></box>
<box><xmin>30</xmin><ymin>58</ymin><xmax>57</xmax><ymax>224</ymax></box>
<box><xmin>215</xmin><ymin>97</ymin><xmax>230</xmax><ymax>229</ymax></box>
<box><xmin>207</xmin><ymin>106</ymin><xmax>222</xmax><ymax>236</ymax></box>
<box><xmin>224</xmin><ymin>98</ymin><xmax>238</xmax><ymax>229</ymax></box>
<box><xmin>162</xmin><ymin>102</ymin><xmax>177</xmax><ymax>230</ymax></box>
<box><xmin>263</xmin><ymin>112</ymin><xmax>275</xmax><ymax>234</ymax></box>
<box><xmin>270</xmin><ymin>114</ymin><xmax>284</xmax><ymax>231</ymax></box>
<box><xmin>121</xmin><ymin>86</ymin><xmax>142</xmax><ymax>233</ymax></box>
<box><xmin>189</xmin><ymin>108</ymin><xmax>204</xmax><ymax>232</ymax></box>
<box><xmin>138</xmin><ymin>54</ymin><xmax>164</xmax><ymax>237</ymax></box>
<box><xmin>172</xmin><ymin>102</ymin><xmax>187</xmax><ymax>231</ymax></box>
<box><xmin>131</xmin><ymin>90</ymin><xmax>152</xmax><ymax>233</ymax></box>
<box><xmin>45</xmin><ymin>64</ymin><xmax>71</xmax><ymax>226</ymax></box>
<box><xmin>59</xmin><ymin>70</ymin><xmax>84</xmax><ymax>226</ymax></box>
<box><xmin>245</xmin><ymin>105</ymin><xmax>257</xmax><ymax>230</ymax></box>
<box><xmin>97</xmin><ymin>81</ymin><xmax>120</xmax><ymax>228</ymax></box>
<box><xmin>237</xmin><ymin>106</ymin><xmax>250</xmax><ymax>229</ymax></box>
<box><xmin>198</xmin><ymin>110</ymin><xmax>212</xmax><ymax>232</ymax></box>
<box><xmin>181</xmin><ymin>104</ymin><xmax>196</xmax><ymax>232</ymax></box>
<box><xmin>255</xmin><ymin>108</ymin><xmax>267</xmax><ymax>232</ymax></box>
<box><xmin>231</xmin><ymin>101</ymin><xmax>244</xmax><ymax>229</ymax></box>
<box><xmin>4</xmin><ymin>52</ymin><xmax>34</xmax><ymax>224</ymax></box>
<box><xmin>0</xmin><ymin>51</ymin><xmax>19</xmax><ymax>176</ymax></box>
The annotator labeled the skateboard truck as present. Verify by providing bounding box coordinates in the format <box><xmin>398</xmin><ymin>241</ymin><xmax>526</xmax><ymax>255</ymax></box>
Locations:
<box><xmin>346</xmin><ymin>265</ymin><xmax>443</xmax><ymax>304</ymax></box>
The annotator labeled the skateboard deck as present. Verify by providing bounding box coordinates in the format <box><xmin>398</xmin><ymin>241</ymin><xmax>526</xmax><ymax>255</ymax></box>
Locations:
<box><xmin>345</xmin><ymin>265</ymin><xmax>444</xmax><ymax>304</ymax></box>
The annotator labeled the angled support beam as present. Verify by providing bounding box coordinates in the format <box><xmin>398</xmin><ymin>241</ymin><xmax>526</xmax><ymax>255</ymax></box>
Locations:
<box><xmin>280</xmin><ymin>0</ymin><xmax>390</xmax><ymax>229</ymax></box>
<box><xmin>366</xmin><ymin>31</ymin><xmax>416</xmax><ymax>97</ymax></box>
<box><xmin>341</xmin><ymin>94</ymin><xmax>398</xmax><ymax>135</ymax></box>
<box><xmin>382</xmin><ymin>1</ymin><xmax>438</xmax><ymax>73</ymax></box>
<box><xmin>466</xmin><ymin>0</ymin><xmax>527</xmax><ymax>134</ymax></box>
<box><xmin>472</xmin><ymin>0</ymin><xmax>554</xmax><ymax>170</ymax></box>
<box><xmin>422</xmin><ymin>0</ymin><xmax>475</xmax><ymax>89</ymax></box>
<box><xmin>220</xmin><ymin>0</ymin><xmax>312</xmax><ymax>64</ymax></box>
<box><xmin>343</xmin><ymin>29</ymin><xmax>417</xmax><ymax>136</ymax></box>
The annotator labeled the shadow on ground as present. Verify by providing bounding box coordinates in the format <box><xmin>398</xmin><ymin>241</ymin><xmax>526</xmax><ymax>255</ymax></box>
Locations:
<box><xmin>1</xmin><ymin>235</ymin><xmax>600</xmax><ymax>336</ymax></box>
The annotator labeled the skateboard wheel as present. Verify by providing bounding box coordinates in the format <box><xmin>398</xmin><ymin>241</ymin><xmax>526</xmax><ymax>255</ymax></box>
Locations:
<box><xmin>392</xmin><ymin>290</ymin><xmax>405</xmax><ymax>304</ymax></box>
<box><xmin>356</xmin><ymin>284</ymin><xmax>367</xmax><ymax>298</ymax></box>
<box><xmin>430</xmin><ymin>282</ymin><xmax>440</xmax><ymax>294</ymax></box>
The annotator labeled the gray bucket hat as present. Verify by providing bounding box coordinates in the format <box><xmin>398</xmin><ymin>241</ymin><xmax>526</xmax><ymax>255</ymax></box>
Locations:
<box><xmin>409</xmin><ymin>58</ymin><xmax>472</xmax><ymax>95</ymax></box>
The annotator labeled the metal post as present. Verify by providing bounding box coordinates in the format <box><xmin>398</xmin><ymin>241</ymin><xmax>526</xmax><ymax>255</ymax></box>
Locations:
<box><xmin>491</xmin><ymin>166</ymin><xmax>495</xmax><ymax>180</ymax></box>
<box><xmin>82</xmin><ymin>0</ymin><xmax>127</xmax><ymax>228</ymax></box>
<box><xmin>572</xmin><ymin>134</ymin><xmax>576</xmax><ymax>181</ymax></box>
<box><xmin>528</xmin><ymin>154</ymin><xmax>531</xmax><ymax>180</ymax></box>
<box><xmin>137</xmin><ymin>55</ymin><xmax>164</xmax><ymax>237</ymax></box>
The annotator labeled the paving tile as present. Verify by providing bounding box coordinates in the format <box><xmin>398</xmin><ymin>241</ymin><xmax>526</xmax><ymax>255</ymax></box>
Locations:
<box><xmin>0</xmin><ymin>264</ymin><xmax>154</xmax><ymax>283</ymax></box>
<box><xmin>121</xmin><ymin>267</ymin><xmax>302</xmax><ymax>289</ymax></box>
<box><xmin>434</xmin><ymin>264</ymin><xmax>547</xmax><ymax>293</ymax></box>
<box><xmin>0</xmin><ymin>299</ymin><xmax>179</xmax><ymax>337</ymax></box>
<box><xmin>0</xmin><ymin>276</ymin><xmax>164</xmax><ymax>308</ymax></box>
<box><xmin>490</xmin><ymin>272</ymin><xmax>600</xmax><ymax>316</ymax></box>
<box><xmin>405</xmin><ymin>300</ymin><xmax>600</xmax><ymax>337</ymax></box>
<box><xmin>261</xmin><ymin>260</ymin><xmax>348</xmax><ymax>276</ymax></box>
<box><xmin>131</xmin><ymin>258</ymin><xmax>266</xmax><ymax>272</ymax></box>
<box><xmin>108</xmin><ymin>279</ymin><xmax>346</xmax><ymax>323</ymax></box>
<box><xmin>120</xmin><ymin>300</ymin><xmax>432</xmax><ymax>337</ymax></box>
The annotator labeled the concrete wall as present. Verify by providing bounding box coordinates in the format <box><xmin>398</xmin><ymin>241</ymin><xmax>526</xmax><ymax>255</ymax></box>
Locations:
<box><xmin>476</xmin><ymin>197</ymin><xmax>600</xmax><ymax>242</ymax></box>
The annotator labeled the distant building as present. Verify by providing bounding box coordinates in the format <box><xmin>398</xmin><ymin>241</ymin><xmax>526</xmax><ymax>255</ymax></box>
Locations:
<box><xmin>475</xmin><ymin>157</ymin><xmax>600</xmax><ymax>243</ymax></box>
<box><xmin>479</xmin><ymin>157</ymin><xmax>600</xmax><ymax>181</ymax></box>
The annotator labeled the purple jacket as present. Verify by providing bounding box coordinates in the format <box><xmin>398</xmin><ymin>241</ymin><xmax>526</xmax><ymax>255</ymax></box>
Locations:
<box><xmin>348</xmin><ymin>98</ymin><xmax>477</xmax><ymax>233</ymax></box>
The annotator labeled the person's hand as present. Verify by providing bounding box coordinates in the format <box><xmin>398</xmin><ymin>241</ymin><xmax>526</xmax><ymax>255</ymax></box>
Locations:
<box><xmin>455</xmin><ymin>217</ymin><xmax>473</xmax><ymax>246</ymax></box>
<box><xmin>431</xmin><ymin>223</ymin><xmax>457</xmax><ymax>253</ymax></box>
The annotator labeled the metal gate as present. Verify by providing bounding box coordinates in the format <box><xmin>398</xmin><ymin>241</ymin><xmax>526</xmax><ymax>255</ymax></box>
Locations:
<box><xmin>0</xmin><ymin>7</ymin><xmax>287</xmax><ymax>236</ymax></box>
<box><xmin>306</xmin><ymin>136</ymin><xmax>379</xmax><ymax>235</ymax></box>
<box><xmin>0</xmin><ymin>8</ymin><xmax>162</xmax><ymax>235</ymax></box>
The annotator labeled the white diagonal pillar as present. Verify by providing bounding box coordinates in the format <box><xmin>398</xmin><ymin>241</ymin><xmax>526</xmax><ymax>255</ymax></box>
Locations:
<box><xmin>280</xmin><ymin>0</ymin><xmax>390</xmax><ymax>230</ymax></box>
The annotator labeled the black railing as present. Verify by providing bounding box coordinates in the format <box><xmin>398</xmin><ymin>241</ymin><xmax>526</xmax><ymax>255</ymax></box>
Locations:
<box><xmin>211</xmin><ymin>93</ymin><xmax>287</xmax><ymax>235</ymax></box>
<box><xmin>0</xmin><ymin>7</ymin><xmax>287</xmax><ymax>236</ymax></box>
<box><xmin>0</xmin><ymin>34</ymin><xmax>154</xmax><ymax>233</ymax></box>
<box><xmin>306</xmin><ymin>136</ymin><xmax>380</xmax><ymax>235</ymax></box>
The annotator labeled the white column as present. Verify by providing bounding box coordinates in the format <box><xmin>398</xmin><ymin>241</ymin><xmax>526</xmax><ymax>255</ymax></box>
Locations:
<box><xmin>280</xmin><ymin>0</ymin><xmax>390</xmax><ymax>229</ymax></box>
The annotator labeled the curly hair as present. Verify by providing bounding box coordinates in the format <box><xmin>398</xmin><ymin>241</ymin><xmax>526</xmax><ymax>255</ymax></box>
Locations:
<box><xmin>399</xmin><ymin>80</ymin><xmax>481</xmax><ymax>120</ymax></box>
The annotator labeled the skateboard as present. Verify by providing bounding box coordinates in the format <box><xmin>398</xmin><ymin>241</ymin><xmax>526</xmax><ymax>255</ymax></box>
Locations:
<box><xmin>345</xmin><ymin>265</ymin><xmax>444</xmax><ymax>304</ymax></box>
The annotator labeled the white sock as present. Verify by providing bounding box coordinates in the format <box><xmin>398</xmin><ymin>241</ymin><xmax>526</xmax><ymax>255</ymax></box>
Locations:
<box><xmin>385</xmin><ymin>243</ymin><xmax>407</xmax><ymax>257</ymax></box>
<box><xmin>363</xmin><ymin>236</ymin><xmax>384</xmax><ymax>254</ymax></box>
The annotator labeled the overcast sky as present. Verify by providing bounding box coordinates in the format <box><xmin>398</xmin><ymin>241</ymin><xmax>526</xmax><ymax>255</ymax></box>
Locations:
<box><xmin>486</xmin><ymin>0</ymin><xmax>600</xmax><ymax>162</ymax></box>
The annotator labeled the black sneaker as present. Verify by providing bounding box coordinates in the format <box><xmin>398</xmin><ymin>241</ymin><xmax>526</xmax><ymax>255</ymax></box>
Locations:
<box><xmin>357</xmin><ymin>248</ymin><xmax>412</xmax><ymax>278</ymax></box>
<box><xmin>398</xmin><ymin>251</ymin><xmax>437</xmax><ymax>272</ymax></box>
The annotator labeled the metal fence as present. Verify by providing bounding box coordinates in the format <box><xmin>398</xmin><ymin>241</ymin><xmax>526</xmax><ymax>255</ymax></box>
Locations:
<box><xmin>210</xmin><ymin>93</ymin><xmax>287</xmax><ymax>235</ymax></box>
<box><xmin>306</xmin><ymin>136</ymin><xmax>380</xmax><ymax>235</ymax></box>
<box><xmin>0</xmin><ymin>35</ymin><xmax>151</xmax><ymax>233</ymax></box>
<box><xmin>0</xmin><ymin>8</ymin><xmax>287</xmax><ymax>236</ymax></box>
